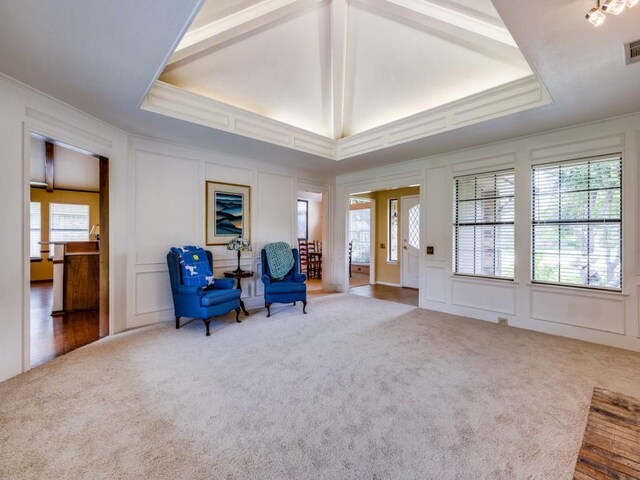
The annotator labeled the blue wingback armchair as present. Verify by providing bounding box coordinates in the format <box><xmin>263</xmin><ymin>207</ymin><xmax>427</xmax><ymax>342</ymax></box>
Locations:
<box><xmin>167</xmin><ymin>250</ymin><xmax>241</xmax><ymax>336</ymax></box>
<box><xmin>261</xmin><ymin>247</ymin><xmax>307</xmax><ymax>317</ymax></box>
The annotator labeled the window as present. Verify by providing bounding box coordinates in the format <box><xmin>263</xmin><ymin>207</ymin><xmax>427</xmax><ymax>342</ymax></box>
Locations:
<box><xmin>297</xmin><ymin>200</ymin><xmax>308</xmax><ymax>240</ymax></box>
<box><xmin>532</xmin><ymin>155</ymin><xmax>622</xmax><ymax>290</ymax></box>
<box><xmin>349</xmin><ymin>198</ymin><xmax>371</xmax><ymax>264</ymax></box>
<box><xmin>50</xmin><ymin>203</ymin><xmax>90</xmax><ymax>243</ymax></box>
<box><xmin>30</xmin><ymin>202</ymin><xmax>41</xmax><ymax>259</ymax></box>
<box><xmin>454</xmin><ymin>169</ymin><xmax>515</xmax><ymax>278</ymax></box>
<box><xmin>388</xmin><ymin>199</ymin><xmax>398</xmax><ymax>262</ymax></box>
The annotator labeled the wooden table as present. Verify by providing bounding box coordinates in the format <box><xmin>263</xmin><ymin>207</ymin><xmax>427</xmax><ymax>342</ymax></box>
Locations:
<box><xmin>223</xmin><ymin>270</ymin><xmax>253</xmax><ymax>316</ymax></box>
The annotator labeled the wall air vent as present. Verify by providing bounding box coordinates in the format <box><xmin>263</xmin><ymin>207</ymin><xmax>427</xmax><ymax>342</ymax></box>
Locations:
<box><xmin>625</xmin><ymin>40</ymin><xmax>640</xmax><ymax>65</ymax></box>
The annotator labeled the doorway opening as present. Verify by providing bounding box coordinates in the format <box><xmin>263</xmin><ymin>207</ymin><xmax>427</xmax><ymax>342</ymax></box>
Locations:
<box><xmin>348</xmin><ymin>186</ymin><xmax>420</xmax><ymax>307</ymax></box>
<box><xmin>28</xmin><ymin>134</ymin><xmax>109</xmax><ymax>367</ymax></box>
<box><xmin>297</xmin><ymin>190</ymin><xmax>325</xmax><ymax>295</ymax></box>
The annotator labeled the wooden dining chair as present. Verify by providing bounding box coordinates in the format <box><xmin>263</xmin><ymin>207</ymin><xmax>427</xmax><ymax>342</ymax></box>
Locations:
<box><xmin>298</xmin><ymin>239</ymin><xmax>309</xmax><ymax>275</ymax></box>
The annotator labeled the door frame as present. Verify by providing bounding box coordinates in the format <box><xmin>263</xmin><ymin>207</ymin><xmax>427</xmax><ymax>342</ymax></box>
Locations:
<box><xmin>22</xmin><ymin>124</ymin><xmax>112</xmax><ymax>371</ymax></box>
<box><xmin>400</xmin><ymin>195</ymin><xmax>420</xmax><ymax>289</ymax></box>
<box><xmin>295</xmin><ymin>184</ymin><xmax>330</xmax><ymax>292</ymax></box>
<box><xmin>346</xmin><ymin>196</ymin><xmax>375</xmax><ymax>287</ymax></box>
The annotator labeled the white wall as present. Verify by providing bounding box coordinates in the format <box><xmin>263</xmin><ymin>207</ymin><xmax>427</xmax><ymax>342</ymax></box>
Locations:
<box><xmin>128</xmin><ymin>137</ymin><xmax>334</xmax><ymax>329</ymax></box>
<box><xmin>0</xmin><ymin>73</ymin><xmax>334</xmax><ymax>382</ymax></box>
<box><xmin>334</xmin><ymin>113</ymin><xmax>640</xmax><ymax>351</ymax></box>
<box><xmin>0</xmin><ymin>74</ymin><xmax>129</xmax><ymax>382</ymax></box>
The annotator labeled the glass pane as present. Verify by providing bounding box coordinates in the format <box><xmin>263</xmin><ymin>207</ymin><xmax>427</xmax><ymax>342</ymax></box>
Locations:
<box><xmin>50</xmin><ymin>203</ymin><xmax>90</xmax><ymax>242</ymax></box>
<box><xmin>349</xmin><ymin>207</ymin><xmax>370</xmax><ymax>264</ymax></box>
<box><xmin>454</xmin><ymin>170</ymin><xmax>515</xmax><ymax>278</ymax></box>
<box><xmin>389</xmin><ymin>199</ymin><xmax>398</xmax><ymax>262</ymax></box>
<box><xmin>30</xmin><ymin>202</ymin><xmax>41</xmax><ymax>258</ymax></box>
<box><xmin>297</xmin><ymin>200</ymin><xmax>308</xmax><ymax>239</ymax></box>
<box><xmin>408</xmin><ymin>204</ymin><xmax>420</xmax><ymax>249</ymax></box>
<box><xmin>532</xmin><ymin>156</ymin><xmax>622</xmax><ymax>289</ymax></box>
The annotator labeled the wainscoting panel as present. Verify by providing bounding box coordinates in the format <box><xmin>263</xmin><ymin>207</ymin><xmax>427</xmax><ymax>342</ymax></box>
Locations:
<box><xmin>451</xmin><ymin>277</ymin><xmax>516</xmax><ymax>315</ymax></box>
<box><xmin>424</xmin><ymin>265</ymin><xmax>447</xmax><ymax>303</ymax></box>
<box><xmin>530</xmin><ymin>288</ymin><xmax>626</xmax><ymax>334</ymax></box>
<box><xmin>134</xmin><ymin>150</ymin><xmax>199</xmax><ymax>265</ymax></box>
<box><xmin>135</xmin><ymin>271</ymin><xmax>173</xmax><ymax>316</ymax></box>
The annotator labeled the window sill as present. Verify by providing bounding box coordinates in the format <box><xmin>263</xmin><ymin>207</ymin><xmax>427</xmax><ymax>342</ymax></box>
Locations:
<box><xmin>527</xmin><ymin>282</ymin><xmax>628</xmax><ymax>298</ymax></box>
<box><xmin>450</xmin><ymin>274</ymin><xmax>518</xmax><ymax>285</ymax></box>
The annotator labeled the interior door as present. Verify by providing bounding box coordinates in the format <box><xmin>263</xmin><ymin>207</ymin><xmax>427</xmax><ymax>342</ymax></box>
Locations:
<box><xmin>401</xmin><ymin>195</ymin><xmax>420</xmax><ymax>288</ymax></box>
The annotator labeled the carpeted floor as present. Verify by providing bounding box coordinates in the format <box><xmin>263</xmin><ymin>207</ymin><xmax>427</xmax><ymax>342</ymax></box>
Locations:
<box><xmin>2</xmin><ymin>294</ymin><xmax>640</xmax><ymax>479</ymax></box>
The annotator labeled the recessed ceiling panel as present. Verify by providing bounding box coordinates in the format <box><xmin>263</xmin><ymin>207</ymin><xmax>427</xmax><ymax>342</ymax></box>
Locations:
<box><xmin>149</xmin><ymin>0</ymin><xmax>548</xmax><ymax>159</ymax></box>
<box><xmin>161</xmin><ymin>3</ymin><xmax>332</xmax><ymax>137</ymax></box>
<box><xmin>344</xmin><ymin>3</ymin><xmax>533</xmax><ymax>136</ymax></box>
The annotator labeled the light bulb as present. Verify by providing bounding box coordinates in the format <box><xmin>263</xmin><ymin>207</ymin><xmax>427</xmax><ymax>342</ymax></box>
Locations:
<box><xmin>603</xmin><ymin>0</ymin><xmax>626</xmax><ymax>14</ymax></box>
<box><xmin>586</xmin><ymin>7</ymin><xmax>607</xmax><ymax>25</ymax></box>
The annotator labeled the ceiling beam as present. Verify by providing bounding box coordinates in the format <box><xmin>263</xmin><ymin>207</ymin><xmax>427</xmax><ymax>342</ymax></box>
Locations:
<box><xmin>331</xmin><ymin>0</ymin><xmax>349</xmax><ymax>139</ymax></box>
<box><xmin>382</xmin><ymin>0</ymin><xmax>516</xmax><ymax>47</ymax></box>
<box><xmin>44</xmin><ymin>141</ymin><xmax>54</xmax><ymax>193</ymax></box>
<box><xmin>354</xmin><ymin>0</ymin><xmax>522</xmax><ymax>62</ymax></box>
<box><xmin>167</xmin><ymin>0</ymin><xmax>326</xmax><ymax>67</ymax></box>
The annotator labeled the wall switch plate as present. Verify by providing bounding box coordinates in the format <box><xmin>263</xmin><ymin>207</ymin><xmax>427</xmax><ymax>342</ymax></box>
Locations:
<box><xmin>498</xmin><ymin>317</ymin><xmax>508</xmax><ymax>326</ymax></box>
<box><xmin>426</xmin><ymin>246</ymin><xmax>434</xmax><ymax>255</ymax></box>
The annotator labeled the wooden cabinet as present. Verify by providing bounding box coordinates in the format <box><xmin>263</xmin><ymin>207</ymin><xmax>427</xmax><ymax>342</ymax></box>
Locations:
<box><xmin>55</xmin><ymin>241</ymin><xmax>100</xmax><ymax>313</ymax></box>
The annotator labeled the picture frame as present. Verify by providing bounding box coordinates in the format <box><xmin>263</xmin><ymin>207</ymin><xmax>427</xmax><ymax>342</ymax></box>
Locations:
<box><xmin>206</xmin><ymin>181</ymin><xmax>251</xmax><ymax>245</ymax></box>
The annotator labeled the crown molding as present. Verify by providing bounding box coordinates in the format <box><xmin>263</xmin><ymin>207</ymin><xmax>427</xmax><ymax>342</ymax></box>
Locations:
<box><xmin>141</xmin><ymin>75</ymin><xmax>551</xmax><ymax>161</ymax></box>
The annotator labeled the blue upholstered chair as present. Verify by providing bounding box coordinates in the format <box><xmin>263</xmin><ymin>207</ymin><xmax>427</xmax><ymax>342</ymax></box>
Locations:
<box><xmin>261</xmin><ymin>247</ymin><xmax>307</xmax><ymax>317</ymax></box>
<box><xmin>167</xmin><ymin>250</ymin><xmax>241</xmax><ymax>336</ymax></box>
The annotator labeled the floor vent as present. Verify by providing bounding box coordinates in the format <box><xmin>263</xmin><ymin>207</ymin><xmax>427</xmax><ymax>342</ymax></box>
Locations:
<box><xmin>625</xmin><ymin>40</ymin><xmax>640</xmax><ymax>65</ymax></box>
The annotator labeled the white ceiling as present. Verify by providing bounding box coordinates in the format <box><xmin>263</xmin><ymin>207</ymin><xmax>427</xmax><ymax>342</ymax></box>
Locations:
<box><xmin>30</xmin><ymin>136</ymin><xmax>100</xmax><ymax>192</ymax></box>
<box><xmin>0</xmin><ymin>0</ymin><xmax>639</xmax><ymax>175</ymax></box>
<box><xmin>159</xmin><ymin>0</ymin><xmax>535</xmax><ymax>142</ymax></box>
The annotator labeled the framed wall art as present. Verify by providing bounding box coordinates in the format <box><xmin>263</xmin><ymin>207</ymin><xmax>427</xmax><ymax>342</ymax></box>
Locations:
<box><xmin>206</xmin><ymin>181</ymin><xmax>251</xmax><ymax>245</ymax></box>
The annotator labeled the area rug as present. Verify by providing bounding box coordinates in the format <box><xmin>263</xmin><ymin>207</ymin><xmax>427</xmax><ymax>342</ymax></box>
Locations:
<box><xmin>2</xmin><ymin>293</ymin><xmax>640</xmax><ymax>479</ymax></box>
<box><xmin>573</xmin><ymin>387</ymin><xmax>640</xmax><ymax>479</ymax></box>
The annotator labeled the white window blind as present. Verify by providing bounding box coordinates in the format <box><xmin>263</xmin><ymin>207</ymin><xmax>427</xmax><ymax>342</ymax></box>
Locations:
<box><xmin>30</xmin><ymin>202</ymin><xmax>41</xmax><ymax>258</ymax></box>
<box><xmin>50</xmin><ymin>203</ymin><xmax>90</xmax><ymax>243</ymax></box>
<box><xmin>454</xmin><ymin>169</ymin><xmax>515</xmax><ymax>278</ymax></box>
<box><xmin>532</xmin><ymin>155</ymin><xmax>622</xmax><ymax>290</ymax></box>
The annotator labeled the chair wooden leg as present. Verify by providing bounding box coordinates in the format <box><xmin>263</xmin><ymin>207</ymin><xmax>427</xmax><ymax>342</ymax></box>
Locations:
<box><xmin>303</xmin><ymin>301</ymin><xmax>307</xmax><ymax>314</ymax></box>
<box><xmin>235</xmin><ymin>308</ymin><xmax>241</xmax><ymax>323</ymax></box>
<box><xmin>203</xmin><ymin>318</ymin><xmax>211</xmax><ymax>336</ymax></box>
<box><xmin>175</xmin><ymin>316</ymin><xmax>180</xmax><ymax>329</ymax></box>
<box><xmin>266</xmin><ymin>303</ymin><xmax>272</xmax><ymax>317</ymax></box>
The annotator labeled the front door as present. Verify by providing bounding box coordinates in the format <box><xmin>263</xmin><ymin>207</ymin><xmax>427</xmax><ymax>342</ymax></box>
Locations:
<box><xmin>401</xmin><ymin>195</ymin><xmax>420</xmax><ymax>288</ymax></box>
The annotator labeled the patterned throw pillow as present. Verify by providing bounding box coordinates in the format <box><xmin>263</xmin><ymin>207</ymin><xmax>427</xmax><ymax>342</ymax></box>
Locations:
<box><xmin>170</xmin><ymin>246</ymin><xmax>215</xmax><ymax>288</ymax></box>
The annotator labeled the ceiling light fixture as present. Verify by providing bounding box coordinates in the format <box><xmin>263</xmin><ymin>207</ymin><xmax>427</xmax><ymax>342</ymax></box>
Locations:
<box><xmin>587</xmin><ymin>0</ymin><xmax>636</xmax><ymax>25</ymax></box>
<box><xmin>602</xmin><ymin>0</ymin><xmax>626</xmax><ymax>14</ymax></box>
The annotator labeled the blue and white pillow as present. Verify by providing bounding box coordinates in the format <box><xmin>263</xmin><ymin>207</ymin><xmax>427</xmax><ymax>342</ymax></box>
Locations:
<box><xmin>170</xmin><ymin>245</ymin><xmax>215</xmax><ymax>287</ymax></box>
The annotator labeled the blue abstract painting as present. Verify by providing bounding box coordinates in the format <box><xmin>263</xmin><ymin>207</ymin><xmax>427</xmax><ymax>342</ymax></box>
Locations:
<box><xmin>215</xmin><ymin>192</ymin><xmax>243</xmax><ymax>236</ymax></box>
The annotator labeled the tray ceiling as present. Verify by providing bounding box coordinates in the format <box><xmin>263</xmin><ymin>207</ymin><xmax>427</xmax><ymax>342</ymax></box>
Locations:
<box><xmin>145</xmin><ymin>0</ymin><xmax>550</xmax><ymax>159</ymax></box>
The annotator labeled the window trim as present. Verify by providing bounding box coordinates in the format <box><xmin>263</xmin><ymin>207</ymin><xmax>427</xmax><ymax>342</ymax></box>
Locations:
<box><xmin>530</xmin><ymin>153</ymin><xmax>623</xmax><ymax>292</ymax></box>
<box><xmin>453</xmin><ymin>168</ymin><xmax>515</xmax><ymax>279</ymax></box>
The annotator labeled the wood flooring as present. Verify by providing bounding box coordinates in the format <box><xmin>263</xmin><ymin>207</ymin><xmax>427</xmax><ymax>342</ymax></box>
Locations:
<box><xmin>574</xmin><ymin>387</ymin><xmax>640</xmax><ymax>479</ymax></box>
<box><xmin>350</xmin><ymin>283</ymin><xmax>419</xmax><ymax>307</ymax></box>
<box><xmin>31</xmin><ymin>282</ymin><xmax>100</xmax><ymax>367</ymax></box>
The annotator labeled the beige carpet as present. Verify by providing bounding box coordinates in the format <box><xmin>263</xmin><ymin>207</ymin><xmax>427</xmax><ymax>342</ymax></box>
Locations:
<box><xmin>2</xmin><ymin>294</ymin><xmax>640</xmax><ymax>479</ymax></box>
